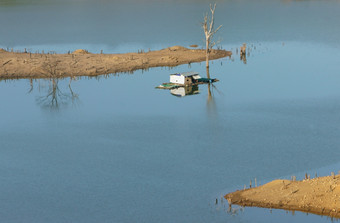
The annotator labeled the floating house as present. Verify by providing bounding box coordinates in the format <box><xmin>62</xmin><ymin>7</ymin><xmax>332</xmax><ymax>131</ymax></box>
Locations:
<box><xmin>156</xmin><ymin>71</ymin><xmax>218</xmax><ymax>90</ymax></box>
<box><xmin>169</xmin><ymin>72</ymin><xmax>201</xmax><ymax>85</ymax></box>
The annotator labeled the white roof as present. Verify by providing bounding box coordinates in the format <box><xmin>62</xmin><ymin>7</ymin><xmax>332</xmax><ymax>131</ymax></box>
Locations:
<box><xmin>170</xmin><ymin>71</ymin><xmax>200</xmax><ymax>77</ymax></box>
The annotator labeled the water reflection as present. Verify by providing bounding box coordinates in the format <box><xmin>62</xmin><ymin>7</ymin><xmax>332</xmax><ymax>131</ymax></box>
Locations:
<box><xmin>170</xmin><ymin>85</ymin><xmax>199</xmax><ymax>97</ymax></box>
<box><xmin>240</xmin><ymin>53</ymin><xmax>247</xmax><ymax>64</ymax></box>
<box><xmin>206</xmin><ymin>83</ymin><xmax>217</xmax><ymax>116</ymax></box>
<box><xmin>232</xmin><ymin>43</ymin><xmax>262</xmax><ymax>64</ymax></box>
<box><xmin>212</xmin><ymin>196</ymin><xmax>245</xmax><ymax>217</ymax></box>
<box><xmin>167</xmin><ymin>80</ymin><xmax>219</xmax><ymax>119</ymax></box>
<box><xmin>206</xmin><ymin>67</ymin><xmax>216</xmax><ymax>114</ymax></box>
<box><xmin>29</xmin><ymin>78</ymin><xmax>79</xmax><ymax>111</ymax></box>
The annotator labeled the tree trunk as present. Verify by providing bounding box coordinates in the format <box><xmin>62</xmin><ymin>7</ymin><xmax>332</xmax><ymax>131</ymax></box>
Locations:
<box><xmin>206</xmin><ymin>40</ymin><xmax>210</xmax><ymax>78</ymax></box>
<box><xmin>202</xmin><ymin>3</ymin><xmax>222</xmax><ymax>79</ymax></box>
<box><xmin>206</xmin><ymin>65</ymin><xmax>211</xmax><ymax>79</ymax></box>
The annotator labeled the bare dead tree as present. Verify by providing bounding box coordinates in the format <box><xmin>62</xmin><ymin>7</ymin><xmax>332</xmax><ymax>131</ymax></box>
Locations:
<box><xmin>202</xmin><ymin>3</ymin><xmax>222</xmax><ymax>78</ymax></box>
<box><xmin>240</xmin><ymin>43</ymin><xmax>247</xmax><ymax>55</ymax></box>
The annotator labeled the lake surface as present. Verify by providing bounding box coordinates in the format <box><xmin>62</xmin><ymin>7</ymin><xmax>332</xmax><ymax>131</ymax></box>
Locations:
<box><xmin>1</xmin><ymin>0</ymin><xmax>340</xmax><ymax>222</ymax></box>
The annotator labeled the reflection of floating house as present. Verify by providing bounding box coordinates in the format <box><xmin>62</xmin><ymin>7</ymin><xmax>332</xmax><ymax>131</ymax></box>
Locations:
<box><xmin>156</xmin><ymin>71</ymin><xmax>218</xmax><ymax>89</ymax></box>
<box><xmin>170</xmin><ymin>85</ymin><xmax>199</xmax><ymax>97</ymax></box>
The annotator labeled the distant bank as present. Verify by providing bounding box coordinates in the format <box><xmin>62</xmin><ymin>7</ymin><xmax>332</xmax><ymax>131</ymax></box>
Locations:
<box><xmin>0</xmin><ymin>46</ymin><xmax>231</xmax><ymax>79</ymax></box>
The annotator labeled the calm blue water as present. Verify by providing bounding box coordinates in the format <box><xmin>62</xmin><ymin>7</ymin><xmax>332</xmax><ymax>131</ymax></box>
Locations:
<box><xmin>1</xmin><ymin>1</ymin><xmax>340</xmax><ymax>223</ymax></box>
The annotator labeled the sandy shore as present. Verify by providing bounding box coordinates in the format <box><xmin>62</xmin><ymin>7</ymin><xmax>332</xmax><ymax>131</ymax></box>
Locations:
<box><xmin>225</xmin><ymin>174</ymin><xmax>340</xmax><ymax>218</ymax></box>
<box><xmin>0</xmin><ymin>46</ymin><xmax>231</xmax><ymax>79</ymax></box>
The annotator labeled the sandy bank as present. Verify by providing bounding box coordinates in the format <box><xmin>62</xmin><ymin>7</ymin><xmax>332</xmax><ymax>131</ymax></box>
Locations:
<box><xmin>225</xmin><ymin>174</ymin><xmax>340</xmax><ymax>218</ymax></box>
<box><xmin>0</xmin><ymin>46</ymin><xmax>231</xmax><ymax>79</ymax></box>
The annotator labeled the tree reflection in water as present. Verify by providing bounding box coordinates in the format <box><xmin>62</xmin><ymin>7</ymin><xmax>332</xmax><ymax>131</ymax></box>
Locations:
<box><xmin>206</xmin><ymin>67</ymin><xmax>220</xmax><ymax>119</ymax></box>
<box><xmin>240</xmin><ymin>53</ymin><xmax>247</xmax><ymax>64</ymax></box>
<box><xmin>29</xmin><ymin>77</ymin><xmax>79</xmax><ymax>111</ymax></box>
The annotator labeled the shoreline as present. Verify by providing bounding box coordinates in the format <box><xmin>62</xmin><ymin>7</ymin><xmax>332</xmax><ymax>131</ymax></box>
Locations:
<box><xmin>0</xmin><ymin>46</ymin><xmax>231</xmax><ymax>79</ymax></box>
<box><xmin>225</xmin><ymin>174</ymin><xmax>340</xmax><ymax>218</ymax></box>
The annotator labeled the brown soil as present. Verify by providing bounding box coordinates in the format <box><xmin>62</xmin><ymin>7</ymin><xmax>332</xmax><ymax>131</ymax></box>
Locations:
<box><xmin>0</xmin><ymin>46</ymin><xmax>231</xmax><ymax>79</ymax></box>
<box><xmin>225</xmin><ymin>174</ymin><xmax>340</xmax><ymax>218</ymax></box>
<box><xmin>72</xmin><ymin>49</ymin><xmax>91</xmax><ymax>54</ymax></box>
